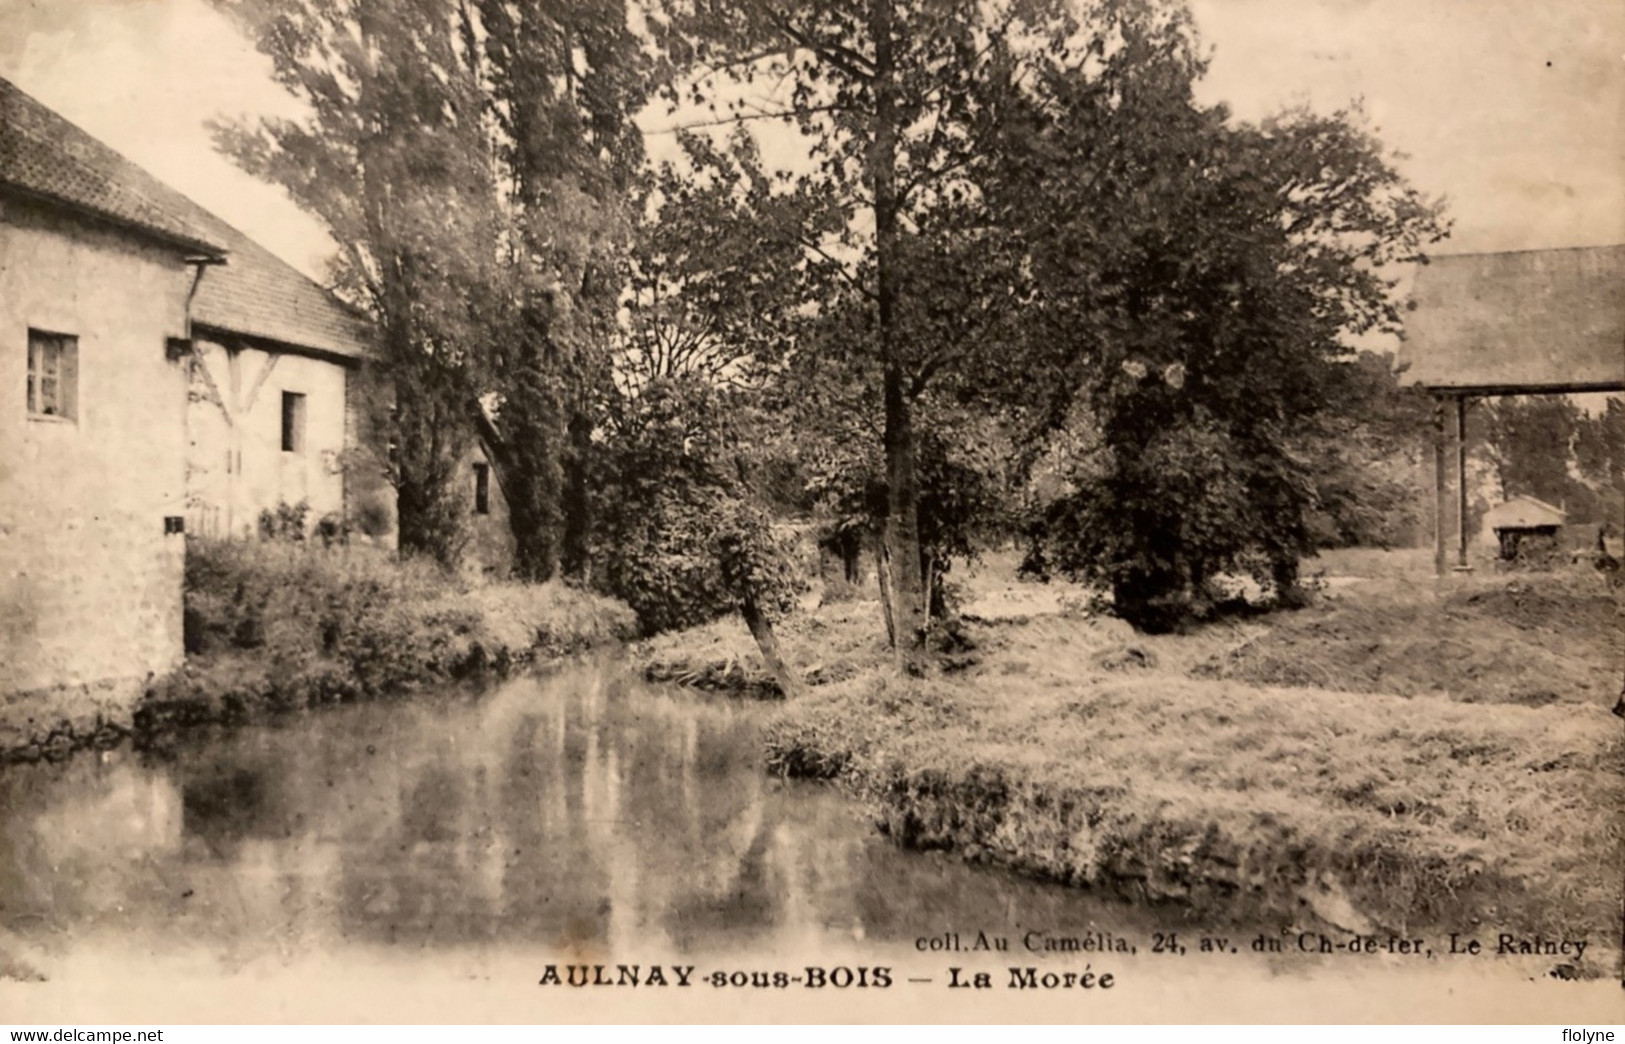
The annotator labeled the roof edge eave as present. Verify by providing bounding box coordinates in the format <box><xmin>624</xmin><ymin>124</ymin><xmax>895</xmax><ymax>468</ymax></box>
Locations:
<box><xmin>0</xmin><ymin>182</ymin><xmax>228</xmax><ymax>260</ymax></box>
<box><xmin>191</xmin><ymin>322</ymin><xmax>372</xmax><ymax>366</ymax></box>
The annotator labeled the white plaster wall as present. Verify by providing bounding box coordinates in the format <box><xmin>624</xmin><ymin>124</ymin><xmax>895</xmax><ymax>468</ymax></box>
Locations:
<box><xmin>0</xmin><ymin>200</ymin><xmax>191</xmax><ymax>705</ymax></box>
<box><xmin>187</xmin><ymin>338</ymin><xmax>350</xmax><ymax>538</ymax></box>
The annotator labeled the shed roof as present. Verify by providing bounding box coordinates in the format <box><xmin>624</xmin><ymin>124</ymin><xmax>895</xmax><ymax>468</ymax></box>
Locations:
<box><xmin>0</xmin><ymin>76</ymin><xmax>370</xmax><ymax>361</ymax></box>
<box><xmin>1482</xmin><ymin>495</ymin><xmax>1567</xmax><ymax>531</ymax></box>
<box><xmin>1397</xmin><ymin>246</ymin><xmax>1625</xmax><ymax>394</ymax></box>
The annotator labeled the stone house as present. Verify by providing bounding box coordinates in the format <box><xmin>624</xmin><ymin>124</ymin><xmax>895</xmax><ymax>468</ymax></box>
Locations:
<box><xmin>2</xmin><ymin>77</ymin><xmax>522</xmax><ymax>745</ymax></box>
<box><xmin>1</xmin><ymin>76</ymin><xmax>227</xmax><ymax>728</ymax></box>
<box><xmin>0</xmin><ymin>77</ymin><xmax>412</xmax><ymax>743</ymax></box>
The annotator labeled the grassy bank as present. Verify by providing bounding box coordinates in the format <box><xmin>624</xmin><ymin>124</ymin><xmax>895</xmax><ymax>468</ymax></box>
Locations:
<box><xmin>137</xmin><ymin>538</ymin><xmax>637</xmax><ymax>733</ymax></box>
<box><xmin>1207</xmin><ymin>553</ymin><xmax>1624</xmax><ymax>709</ymax></box>
<box><xmin>642</xmin><ymin>554</ymin><xmax>1624</xmax><ymax>954</ymax></box>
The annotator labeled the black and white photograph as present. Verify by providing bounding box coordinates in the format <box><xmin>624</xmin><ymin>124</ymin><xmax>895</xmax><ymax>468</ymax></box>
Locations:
<box><xmin>0</xmin><ymin>0</ymin><xmax>1621</xmax><ymax>1026</ymax></box>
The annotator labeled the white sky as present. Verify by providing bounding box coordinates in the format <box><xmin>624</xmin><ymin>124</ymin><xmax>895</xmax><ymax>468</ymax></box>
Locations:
<box><xmin>2</xmin><ymin>0</ymin><xmax>1621</xmax><ymax>283</ymax></box>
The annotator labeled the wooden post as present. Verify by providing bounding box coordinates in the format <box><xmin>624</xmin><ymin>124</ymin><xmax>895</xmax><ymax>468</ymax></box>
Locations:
<box><xmin>1433</xmin><ymin>396</ymin><xmax>1448</xmax><ymax>577</ymax></box>
<box><xmin>1455</xmin><ymin>395</ymin><xmax>1471</xmax><ymax>570</ymax></box>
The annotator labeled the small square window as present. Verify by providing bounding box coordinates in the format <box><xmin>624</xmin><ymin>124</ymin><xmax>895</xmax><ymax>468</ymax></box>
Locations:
<box><xmin>281</xmin><ymin>391</ymin><xmax>306</xmax><ymax>453</ymax></box>
<box><xmin>474</xmin><ymin>462</ymin><xmax>490</xmax><ymax>515</ymax></box>
<box><xmin>26</xmin><ymin>329</ymin><xmax>78</xmax><ymax>420</ymax></box>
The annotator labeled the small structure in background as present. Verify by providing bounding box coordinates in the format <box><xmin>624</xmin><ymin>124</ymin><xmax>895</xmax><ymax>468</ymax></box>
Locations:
<box><xmin>464</xmin><ymin>409</ymin><xmax>516</xmax><ymax>579</ymax></box>
<box><xmin>1482</xmin><ymin>495</ymin><xmax>1565</xmax><ymax>561</ymax></box>
<box><xmin>1399</xmin><ymin>245</ymin><xmax>1625</xmax><ymax>575</ymax></box>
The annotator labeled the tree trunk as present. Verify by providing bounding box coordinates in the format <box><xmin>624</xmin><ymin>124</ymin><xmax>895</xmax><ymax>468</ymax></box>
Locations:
<box><xmin>876</xmin><ymin>539</ymin><xmax>897</xmax><ymax>648</ymax></box>
<box><xmin>842</xmin><ymin>533</ymin><xmax>861</xmax><ymax>583</ymax></box>
<box><xmin>560</xmin><ymin>409</ymin><xmax>595</xmax><ymax>581</ymax></box>
<box><xmin>869</xmin><ymin>0</ymin><xmax>927</xmax><ymax>669</ymax></box>
<box><xmin>740</xmin><ymin>591</ymin><xmax>803</xmax><ymax>700</ymax></box>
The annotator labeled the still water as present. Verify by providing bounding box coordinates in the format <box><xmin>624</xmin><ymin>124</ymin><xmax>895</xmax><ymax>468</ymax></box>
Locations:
<box><xmin>4</xmin><ymin>659</ymin><xmax>1614</xmax><ymax>1022</ymax></box>
<box><xmin>0</xmin><ymin>658</ymin><xmax>1166</xmax><ymax>971</ymax></box>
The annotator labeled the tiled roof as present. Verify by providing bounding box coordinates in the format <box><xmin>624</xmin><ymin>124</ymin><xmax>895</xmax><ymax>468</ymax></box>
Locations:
<box><xmin>185</xmin><ymin>214</ymin><xmax>372</xmax><ymax>361</ymax></box>
<box><xmin>0</xmin><ymin>76</ymin><xmax>370</xmax><ymax>360</ymax></box>
<box><xmin>1398</xmin><ymin>245</ymin><xmax>1625</xmax><ymax>393</ymax></box>
<box><xmin>1</xmin><ymin>76</ymin><xmax>225</xmax><ymax>256</ymax></box>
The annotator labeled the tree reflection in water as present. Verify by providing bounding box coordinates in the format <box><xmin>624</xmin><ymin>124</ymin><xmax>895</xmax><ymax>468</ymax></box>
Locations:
<box><xmin>0</xmin><ymin>660</ymin><xmax>1149</xmax><ymax>967</ymax></box>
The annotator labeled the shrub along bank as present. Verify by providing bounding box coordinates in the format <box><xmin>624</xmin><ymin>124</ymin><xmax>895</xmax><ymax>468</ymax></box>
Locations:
<box><xmin>135</xmin><ymin>538</ymin><xmax>637</xmax><ymax>734</ymax></box>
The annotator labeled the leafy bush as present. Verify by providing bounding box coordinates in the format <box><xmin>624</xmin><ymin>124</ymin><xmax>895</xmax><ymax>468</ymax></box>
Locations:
<box><xmin>162</xmin><ymin>537</ymin><xmax>635</xmax><ymax>726</ymax></box>
<box><xmin>314</xmin><ymin>512</ymin><xmax>349</xmax><ymax>547</ymax></box>
<box><xmin>1025</xmin><ymin>416</ymin><xmax>1314</xmax><ymax>632</ymax></box>
<box><xmin>257</xmin><ymin>500</ymin><xmax>310</xmax><ymax>542</ymax></box>
<box><xmin>589</xmin><ymin>377</ymin><xmax>803</xmax><ymax>636</ymax></box>
<box><xmin>351</xmin><ymin>491</ymin><xmax>396</xmax><ymax>539</ymax></box>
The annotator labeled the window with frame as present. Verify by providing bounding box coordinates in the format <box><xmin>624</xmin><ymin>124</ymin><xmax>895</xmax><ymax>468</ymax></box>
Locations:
<box><xmin>281</xmin><ymin>391</ymin><xmax>306</xmax><ymax>453</ymax></box>
<box><xmin>26</xmin><ymin>329</ymin><xmax>78</xmax><ymax>420</ymax></box>
<box><xmin>474</xmin><ymin>462</ymin><xmax>490</xmax><ymax>515</ymax></box>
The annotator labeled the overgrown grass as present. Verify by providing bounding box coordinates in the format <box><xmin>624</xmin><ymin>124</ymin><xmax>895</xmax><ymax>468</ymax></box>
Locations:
<box><xmin>1304</xmin><ymin>546</ymin><xmax>1440</xmax><ymax>580</ymax></box>
<box><xmin>727</xmin><ymin>555</ymin><xmax>1623</xmax><ymax>958</ymax></box>
<box><xmin>1201</xmin><ymin>570</ymin><xmax>1623</xmax><ymax>708</ymax></box>
<box><xmin>139</xmin><ymin>538</ymin><xmax>636</xmax><ymax>732</ymax></box>
<box><xmin>764</xmin><ymin>617</ymin><xmax>1623</xmax><ymax>949</ymax></box>
<box><xmin>638</xmin><ymin>599</ymin><xmax>891</xmax><ymax>697</ymax></box>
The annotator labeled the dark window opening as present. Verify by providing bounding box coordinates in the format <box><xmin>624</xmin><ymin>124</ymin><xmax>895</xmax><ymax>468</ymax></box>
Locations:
<box><xmin>281</xmin><ymin>391</ymin><xmax>306</xmax><ymax>453</ymax></box>
<box><xmin>474</xmin><ymin>462</ymin><xmax>490</xmax><ymax>515</ymax></box>
<box><xmin>26</xmin><ymin>329</ymin><xmax>78</xmax><ymax>420</ymax></box>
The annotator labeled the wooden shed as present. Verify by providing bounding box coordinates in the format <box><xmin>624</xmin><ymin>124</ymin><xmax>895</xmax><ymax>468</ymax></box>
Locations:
<box><xmin>1481</xmin><ymin>495</ymin><xmax>1566</xmax><ymax>560</ymax></box>
<box><xmin>1397</xmin><ymin>245</ymin><xmax>1625</xmax><ymax>574</ymax></box>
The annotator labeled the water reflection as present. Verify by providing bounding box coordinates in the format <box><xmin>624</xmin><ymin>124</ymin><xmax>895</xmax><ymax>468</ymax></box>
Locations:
<box><xmin>0</xmin><ymin>659</ymin><xmax>1157</xmax><ymax>965</ymax></box>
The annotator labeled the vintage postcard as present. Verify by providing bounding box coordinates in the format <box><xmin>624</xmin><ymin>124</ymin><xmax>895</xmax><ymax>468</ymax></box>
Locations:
<box><xmin>1</xmin><ymin>0</ymin><xmax>1621</xmax><ymax>1026</ymax></box>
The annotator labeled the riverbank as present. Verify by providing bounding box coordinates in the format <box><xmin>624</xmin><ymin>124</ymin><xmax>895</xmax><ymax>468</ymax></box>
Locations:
<box><xmin>1</xmin><ymin>539</ymin><xmax>637</xmax><ymax>764</ymax></box>
<box><xmin>640</xmin><ymin>553</ymin><xmax>1624</xmax><ymax>963</ymax></box>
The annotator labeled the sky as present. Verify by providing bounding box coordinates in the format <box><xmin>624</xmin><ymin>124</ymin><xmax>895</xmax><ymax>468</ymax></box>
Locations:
<box><xmin>2</xmin><ymin>0</ymin><xmax>1621</xmax><ymax>283</ymax></box>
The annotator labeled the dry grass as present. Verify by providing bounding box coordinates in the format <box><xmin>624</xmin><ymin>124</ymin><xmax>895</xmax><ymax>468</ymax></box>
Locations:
<box><xmin>1305</xmin><ymin>546</ymin><xmax>1441</xmax><ymax>581</ymax></box>
<box><xmin>737</xmin><ymin>551</ymin><xmax>1623</xmax><ymax>957</ymax></box>
<box><xmin>1203</xmin><ymin>570</ymin><xmax>1624</xmax><ymax>708</ymax></box>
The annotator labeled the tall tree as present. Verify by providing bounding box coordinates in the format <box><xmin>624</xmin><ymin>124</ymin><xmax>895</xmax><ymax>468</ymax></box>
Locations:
<box><xmin>604</xmin><ymin>129</ymin><xmax>827</xmax><ymax>691</ymax></box>
<box><xmin>472</xmin><ymin>0</ymin><xmax>654</xmax><ymax>581</ymax></box>
<box><xmin>619</xmin><ymin>128</ymin><xmax>830</xmax><ymax>396</ymax></box>
<box><xmin>211</xmin><ymin>0</ymin><xmax>502</xmax><ymax>568</ymax></box>
<box><xmin>646</xmin><ymin>0</ymin><xmax>1074</xmax><ymax>666</ymax></box>
<box><xmin>996</xmin><ymin>3</ymin><xmax>1448</xmax><ymax>629</ymax></box>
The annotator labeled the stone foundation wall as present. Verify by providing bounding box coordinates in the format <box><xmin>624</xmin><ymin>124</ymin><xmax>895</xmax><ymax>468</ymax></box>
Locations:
<box><xmin>0</xmin><ymin>675</ymin><xmax>145</xmax><ymax>763</ymax></box>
